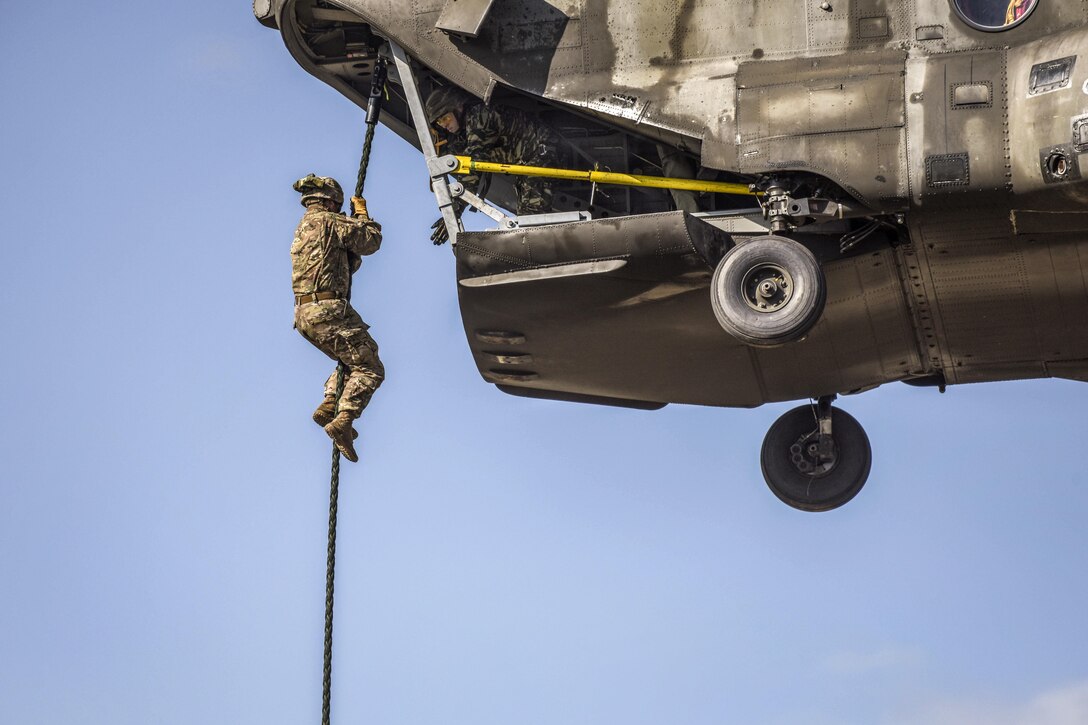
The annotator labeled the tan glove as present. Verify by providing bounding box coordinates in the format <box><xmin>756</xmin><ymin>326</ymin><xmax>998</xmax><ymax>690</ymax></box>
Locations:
<box><xmin>350</xmin><ymin>196</ymin><xmax>369</xmax><ymax>219</ymax></box>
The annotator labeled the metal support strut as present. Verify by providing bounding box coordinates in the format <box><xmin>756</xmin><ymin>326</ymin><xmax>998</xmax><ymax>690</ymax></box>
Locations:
<box><xmin>788</xmin><ymin>394</ymin><xmax>839</xmax><ymax>476</ymax></box>
<box><xmin>447</xmin><ymin>154</ymin><xmax>758</xmax><ymax>196</ymax></box>
<box><xmin>389</xmin><ymin>41</ymin><xmax>462</xmax><ymax>245</ymax></box>
<box><xmin>815</xmin><ymin>394</ymin><xmax>837</xmax><ymax>463</ymax></box>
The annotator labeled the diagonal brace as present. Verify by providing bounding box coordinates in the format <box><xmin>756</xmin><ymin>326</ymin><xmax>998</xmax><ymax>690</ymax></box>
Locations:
<box><xmin>388</xmin><ymin>41</ymin><xmax>462</xmax><ymax>246</ymax></box>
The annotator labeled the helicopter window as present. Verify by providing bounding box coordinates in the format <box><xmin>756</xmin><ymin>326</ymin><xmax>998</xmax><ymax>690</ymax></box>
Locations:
<box><xmin>952</xmin><ymin>0</ymin><xmax>1037</xmax><ymax>31</ymax></box>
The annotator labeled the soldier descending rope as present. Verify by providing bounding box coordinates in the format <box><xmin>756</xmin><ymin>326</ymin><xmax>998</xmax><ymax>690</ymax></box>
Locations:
<box><xmin>291</xmin><ymin>174</ymin><xmax>384</xmax><ymax>463</ymax></box>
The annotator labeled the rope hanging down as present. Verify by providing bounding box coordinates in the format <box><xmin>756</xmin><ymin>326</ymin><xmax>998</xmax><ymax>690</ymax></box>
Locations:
<box><xmin>321</xmin><ymin>56</ymin><xmax>387</xmax><ymax>725</ymax></box>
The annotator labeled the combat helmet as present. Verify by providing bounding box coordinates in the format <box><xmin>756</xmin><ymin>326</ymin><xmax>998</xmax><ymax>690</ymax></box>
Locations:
<box><xmin>293</xmin><ymin>174</ymin><xmax>344</xmax><ymax>207</ymax></box>
<box><xmin>425</xmin><ymin>85</ymin><xmax>473</xmax><ymax>124</ymax></box>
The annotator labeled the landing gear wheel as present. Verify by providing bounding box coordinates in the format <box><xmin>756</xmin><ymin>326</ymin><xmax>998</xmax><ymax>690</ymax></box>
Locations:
<box><xmin>710</xmin><ymin>236</ymin><xmax>826</xmax><ymax>346</ymax></box>
<box><xmin>760</xmin><ymin>404</ymin><xmax>871</xmax><ymax>512</ymax></box>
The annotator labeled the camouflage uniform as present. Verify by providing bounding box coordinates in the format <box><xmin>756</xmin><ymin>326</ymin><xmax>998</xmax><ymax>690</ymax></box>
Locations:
<box><xmin>292</xmin><ymin>199</ymin><xmax>384</xmax><ymax>421</ymax></box>
<box><xmin>454</xmin><ymin>102</ymin><xmax>560</xmax><ymax>214</ymax></box>
<box><xmin>427</xmin><ymin>87</ymin><xmax>560</xmax><ymax>215</ymax></box>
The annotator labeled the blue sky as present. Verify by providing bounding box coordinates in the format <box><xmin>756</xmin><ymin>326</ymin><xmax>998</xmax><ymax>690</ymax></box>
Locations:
<box><xmin>2</xmin><ymin>3</ymin><xmax>1088</xmax><ymax>724</ymax></box>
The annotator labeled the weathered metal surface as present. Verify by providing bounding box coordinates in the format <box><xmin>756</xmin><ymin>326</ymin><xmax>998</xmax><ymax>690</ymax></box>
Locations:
<box><xmin>904</xmin><ymin>49</ymin><xmax>1009</xmax><ymax>202</ymax></box>
<box><xmin>455</xmin><ymin>212</ymin><xmax>921</xmax><ymax>406</ymax></box>
<box><xmin>1008</xmin><ymin>26</ymin><xmax>1088</xmax><ymax>206</ymax></box>
<box><xmin>455</xmin><ymin>211</ymin><xmax>729</xmax><ymax>278</ymax></box>
<box><xmin>435</xmin><ymin>0</ymin><xmax>496</xmax><ymax>38</ymax></box>
<box><xmin>732</xmin><ymin>49</ymin><xmax>908</xmax><ymax>207</ymax></box>
<box><xmin>903</xmin><ymin>201</ymin><xmax>1088</xmax><ymax>385</ymax></box>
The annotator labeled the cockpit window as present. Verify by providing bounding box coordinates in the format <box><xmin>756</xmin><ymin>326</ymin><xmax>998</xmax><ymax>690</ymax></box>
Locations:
<box><xmin>952</xmin><ymin>0</ymin><xmax>1037</xmax><ymax>31</ymax></box>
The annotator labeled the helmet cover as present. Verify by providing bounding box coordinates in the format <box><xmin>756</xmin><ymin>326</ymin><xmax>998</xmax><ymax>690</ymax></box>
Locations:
<box><xmin>293</xmin><ymin>174</ymin><xmax>344</xmax><ymax>207</ymax></box>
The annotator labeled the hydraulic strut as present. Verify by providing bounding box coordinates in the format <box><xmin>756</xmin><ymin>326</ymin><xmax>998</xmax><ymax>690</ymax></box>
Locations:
<box><xmin>446</xmin><ymin>154</ymin><xmax>758</xmax><ymax>196</ymax></box>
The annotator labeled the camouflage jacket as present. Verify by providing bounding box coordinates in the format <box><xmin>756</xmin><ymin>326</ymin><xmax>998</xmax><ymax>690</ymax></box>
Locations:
<box><xmin>291</xmin><ymin>206</ymin><xmax>381</xmax><ymax>297</ymax></box>
<box><xmin>448</xmin><ymin>102</ymin><xmax>560</xmax><ymax>197</ymax></box>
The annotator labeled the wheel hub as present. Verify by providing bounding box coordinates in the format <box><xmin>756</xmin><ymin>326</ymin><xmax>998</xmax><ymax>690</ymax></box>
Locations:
<box><xmin>742</xmin><ymin>263</ymin><xmax>794</xmax><ymax>312</ymax></box>
<box><xmin>789</xmin><ymin>430</ymin><xmax>838</xmax><ymax>477</ymax></box>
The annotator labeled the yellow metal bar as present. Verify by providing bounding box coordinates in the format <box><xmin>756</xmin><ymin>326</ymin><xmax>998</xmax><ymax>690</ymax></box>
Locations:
<box><xmin>452</xmin><ymin>156</ymin><xmax>757</xmax><ymax>196</ymax></box>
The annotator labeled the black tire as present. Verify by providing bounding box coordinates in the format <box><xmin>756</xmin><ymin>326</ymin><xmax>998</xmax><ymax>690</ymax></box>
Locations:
<box><xmin>760</xmin><ymin>405</ymin><xmax>871</xmax><ymax>512</ymax></box>
<box><xmin>710</xmin><ymin>236</ymin><xmax>826</xmax><ymax>347</ymax></box>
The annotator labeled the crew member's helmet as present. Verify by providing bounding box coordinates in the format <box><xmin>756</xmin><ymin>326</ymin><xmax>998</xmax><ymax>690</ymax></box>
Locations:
<box><xmin>425</xmin><ymin>86</ymin><xmax>472</xmax><ymax>125</ymax></box>
<box><xmin>293</xmin><ymin>174</ymin><xmax>344</xmax><ymax>207</ymax></box>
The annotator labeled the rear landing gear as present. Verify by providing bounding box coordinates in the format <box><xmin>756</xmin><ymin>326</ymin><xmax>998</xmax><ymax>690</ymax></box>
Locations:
<box><xmin>760</xmin><ymin>396</ymin><xmax>872</xmax><ymax>511</ymax></box>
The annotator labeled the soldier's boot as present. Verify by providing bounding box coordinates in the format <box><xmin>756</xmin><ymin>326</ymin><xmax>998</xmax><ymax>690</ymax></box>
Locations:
<box><xmin>314</xmin><ymin>399</ymin><xmax>359</xmax><ymax>438</ymax></box>
<box><xmin>312</xmin><ymin>397</ymin><xmax>338</xmax><ymax>427</ymax></box>
<box><xmin>324</xmin><ymin>412</ymin><xmax>359</xmax><ymax>463</ymax></box>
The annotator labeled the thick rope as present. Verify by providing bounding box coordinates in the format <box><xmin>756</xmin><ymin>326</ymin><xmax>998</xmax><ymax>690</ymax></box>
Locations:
<box><xmin>355</xmin><ymin>131</ymin><xmax>376</xmax><ymax>198</ymax></box>
<box><xmin>321</xmin><ymin>57</ymin><xmax>386</xmax><ymax>725</ymax></box>
<box><xmin>321</xmin><ymin>367</ymin><xmax>343</xmax><ymax>725</ymax></box>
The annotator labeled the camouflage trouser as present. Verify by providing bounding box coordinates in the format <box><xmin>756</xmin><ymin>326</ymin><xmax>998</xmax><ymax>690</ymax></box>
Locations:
<box><xmin>294</xmin><ymin>299</ymin><xmax>384</xmax><ymax>419</ymax></box>
<box><xmin>514</xmin><ymin>144</ymin><xmax>557</xmax><ymax>215</ymax></box>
